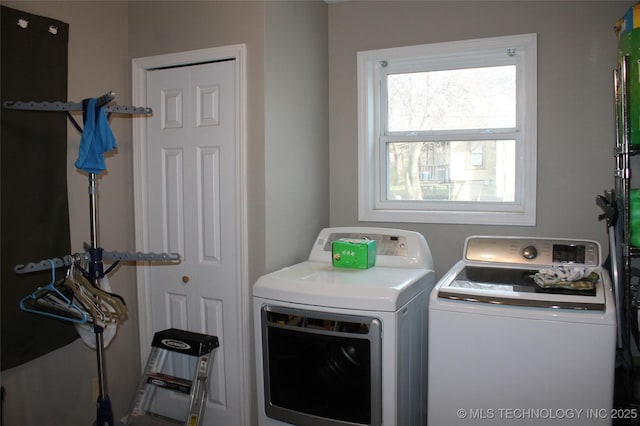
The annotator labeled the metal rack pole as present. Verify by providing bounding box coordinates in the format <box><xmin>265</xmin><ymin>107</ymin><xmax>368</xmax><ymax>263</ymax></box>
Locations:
<box><xmin>89</xmin><ymin>173</ymin><xmax>99</xmax><ymax>250</ymax></box>
<box><xmin>88</xmin><ymin>96</ymin><xmax>111</xmax><ymax>420</ymax></box>
<box><xmin>88</xmin><ymin>172</ymin><xmax>113</xmax><ymax>426</ymax></box>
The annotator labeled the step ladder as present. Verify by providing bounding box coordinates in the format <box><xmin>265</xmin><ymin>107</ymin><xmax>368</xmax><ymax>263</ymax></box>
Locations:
<box><xmin>126</xmin><ymin>328</ymin><xmax>219</xmax><ymax>426</ymax></box>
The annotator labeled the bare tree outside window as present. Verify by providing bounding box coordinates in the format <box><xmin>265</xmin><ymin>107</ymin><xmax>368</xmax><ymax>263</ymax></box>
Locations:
<box><xmin>385</xmin><ymin>66</ymin><xmax>516</xmax><ymax>202</ymax></box>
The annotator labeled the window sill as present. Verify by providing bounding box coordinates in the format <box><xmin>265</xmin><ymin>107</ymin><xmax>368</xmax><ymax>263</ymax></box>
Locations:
<box><xmin>358</xmin><ymin>207</ymin><xmax>536</xmax><ymax>226</ymax></box>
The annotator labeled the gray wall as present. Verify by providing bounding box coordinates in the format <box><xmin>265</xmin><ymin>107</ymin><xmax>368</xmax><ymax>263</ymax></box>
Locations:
<box><xmin>328</xmin><ymin>0</ymin><xmax>633</xmax><ymax>278</ymax></box>
<box><xmin>265</xmin><ymin>1</ymin><xmax>329</xmax><ymax>270</ymax></box>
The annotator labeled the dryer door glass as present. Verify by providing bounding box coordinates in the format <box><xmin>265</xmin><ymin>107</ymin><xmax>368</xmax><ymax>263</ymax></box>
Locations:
<box><xmin>261</xmin><ymin>306</ymin><xmax>382</xmax><ymax>426</ymax></box>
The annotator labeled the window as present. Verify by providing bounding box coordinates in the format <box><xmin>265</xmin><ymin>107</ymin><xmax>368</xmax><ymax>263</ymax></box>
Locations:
<box><xmin>357</xmin><ymin>34</ymin><xmax>537</xmax><ymax>225</ymax></box>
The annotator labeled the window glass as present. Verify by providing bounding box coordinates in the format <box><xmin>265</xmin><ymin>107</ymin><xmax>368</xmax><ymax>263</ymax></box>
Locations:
<box><xmin>386</xmin><ymin>140</ymin><xmax>516</xmax><ymax>202</ymax></box>
<box><xmin>387</xmin><ymin>66</ymin><xmax>516</xmax><ymax>132</ymax></box>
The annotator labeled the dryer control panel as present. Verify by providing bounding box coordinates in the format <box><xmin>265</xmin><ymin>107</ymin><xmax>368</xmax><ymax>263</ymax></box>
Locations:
<box><xmin>322</xmin><ymin>232</ymin><xmax>408</xmax><ymax>256</ymax></box>
<box><xmin>308</xmin><ymin>227</ymin><xmax>434</xmax><ymax>269</ymax></box>
<box><xmin>464</xmin><ymin>236</ymin><xmax>600</xmax><ymax>267</ymax></box>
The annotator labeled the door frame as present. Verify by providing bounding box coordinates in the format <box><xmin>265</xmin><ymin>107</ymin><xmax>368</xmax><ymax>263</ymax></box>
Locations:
<box><xmin>131</xmin><ymin>44</ymin><xmax>248</xmax><ymax>424</ymax></box>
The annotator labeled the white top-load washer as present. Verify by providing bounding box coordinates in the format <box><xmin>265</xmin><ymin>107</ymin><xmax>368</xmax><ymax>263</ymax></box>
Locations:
<box><xmin>253</xmin><ymin>227</ymin><xmax>436</xmax><ymax>426</ymax></box>
<box><xmin>428</xmin><ymin>236</ymin><xmax>617</xmax><ymax>425</ymax></box>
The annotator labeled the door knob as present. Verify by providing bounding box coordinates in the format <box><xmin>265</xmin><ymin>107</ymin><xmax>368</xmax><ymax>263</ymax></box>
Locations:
<box><xmin>182</xmin><ymin>275</ymin><xmax>190</xmax><ymax>284</ymax></box>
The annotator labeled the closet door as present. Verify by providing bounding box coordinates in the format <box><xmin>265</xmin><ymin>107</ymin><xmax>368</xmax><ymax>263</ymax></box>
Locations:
<box><xmin>137</xmin><ymin>54</ymin><xmax>245</xmax><ymax>425</ymax></box>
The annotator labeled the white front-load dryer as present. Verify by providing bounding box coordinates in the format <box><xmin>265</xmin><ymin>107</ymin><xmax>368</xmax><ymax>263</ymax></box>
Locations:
<box><xmin>253</xmin><ymin>227</ymin><xmax>436</xmax><ymax>426</ymax></box>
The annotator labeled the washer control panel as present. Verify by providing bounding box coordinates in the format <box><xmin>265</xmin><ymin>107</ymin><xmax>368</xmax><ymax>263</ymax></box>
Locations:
<box><xmin>464</xmin><ymin>236</ymin><xmax>600</xmax><ymax>267</ymax></box>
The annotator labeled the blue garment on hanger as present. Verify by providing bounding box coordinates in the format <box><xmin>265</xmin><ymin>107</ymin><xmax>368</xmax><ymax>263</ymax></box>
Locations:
<box><xmin>74</xmin><ymin>98</ymin><xmax>117</xmax><ymax>174</ymax></box>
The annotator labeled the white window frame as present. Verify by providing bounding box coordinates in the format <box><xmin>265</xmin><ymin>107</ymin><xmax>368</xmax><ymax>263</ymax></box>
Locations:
<box><xmin>357</xmin><ymin>33</ymin><xmax>537</xmax><ymax>226</ymax></box>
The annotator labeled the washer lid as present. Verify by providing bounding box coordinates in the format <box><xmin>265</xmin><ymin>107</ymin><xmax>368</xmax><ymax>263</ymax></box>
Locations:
<box><xmin>253</xmin><ymin>261</ymin><xmax>434</xmax><ymax>311</ymax></box>
<box><xmin>438</xmin><ymin>266</ymin><xmax>607</xmax><ymax>311</ymax></box>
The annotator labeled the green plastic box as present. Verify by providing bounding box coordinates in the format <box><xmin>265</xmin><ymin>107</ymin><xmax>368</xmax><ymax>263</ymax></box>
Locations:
<box><xmin>332</xmin><ymin>238</ymin><xmax>376</xmax><ymax>269</ymax></box>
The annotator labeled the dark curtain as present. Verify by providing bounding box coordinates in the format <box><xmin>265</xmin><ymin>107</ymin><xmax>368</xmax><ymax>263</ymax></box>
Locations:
<box><xmin>1</xmin><ymin>6</ymin><xmax>78</xmax><ymax>370</ymax></box>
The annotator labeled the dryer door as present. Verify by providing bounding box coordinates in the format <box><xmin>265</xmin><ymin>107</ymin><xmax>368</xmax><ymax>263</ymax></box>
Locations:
<box><xmin>260</xmin><ymin>305</ymin><xmax>382</xmax><ymax>426</ymax></box>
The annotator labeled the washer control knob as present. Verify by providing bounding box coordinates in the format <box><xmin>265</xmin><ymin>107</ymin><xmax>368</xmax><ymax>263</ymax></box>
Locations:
<box><xmin>522</xmin><ymin>245</ymin><xmax>538</xmax><ymax>260</ymax></box>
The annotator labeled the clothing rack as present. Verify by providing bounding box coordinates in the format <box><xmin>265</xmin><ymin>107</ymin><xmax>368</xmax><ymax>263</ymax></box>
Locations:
<box><xmin>6</xmin><ymin>91</ymin><xmax>174</xmax><ymax>426</ymax></box>
<box><xmin>15</xmin><ymin>249</ymin><xmax>179</xmax><ymax>274</ymax></box>
<box><xmin>3</xmin><ymin>91</ymin><xmax>152</xmax><ymax>114</ymax></box>
<box><xmin>4</xmin><ymin>91</ymin><xmax>152</xmax><ymax>137</ymax></box>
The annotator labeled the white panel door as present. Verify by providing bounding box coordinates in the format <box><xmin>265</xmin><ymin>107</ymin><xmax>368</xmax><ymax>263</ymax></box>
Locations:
<box><xmin>142</xmin><ymin>58</ymin><xmax>241</xmax><ymax>424</ymax></box>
